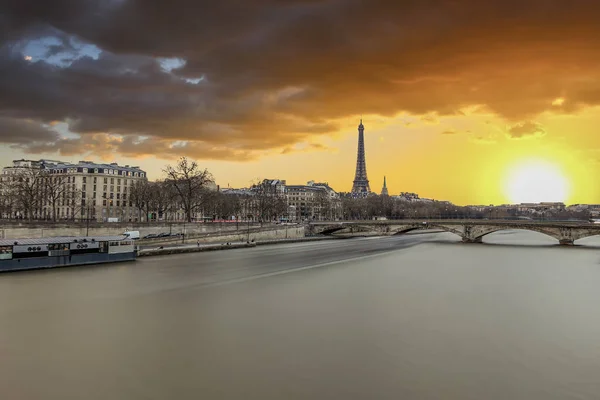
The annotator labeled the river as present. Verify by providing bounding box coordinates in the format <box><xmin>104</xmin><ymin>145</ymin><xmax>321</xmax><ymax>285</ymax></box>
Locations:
<box><xmin>1</xmin><ymin>231</ymin><xmax>600</xmax><ymax>399</ymax></box>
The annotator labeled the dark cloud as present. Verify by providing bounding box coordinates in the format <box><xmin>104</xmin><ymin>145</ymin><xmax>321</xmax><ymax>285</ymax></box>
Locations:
<box><xmin>16</xmin><ymin>134</ymin><xmax>258</xmax><ymax>162</ymax></box>
<box><xmin>2</xmin><ymin>0</ymin><xmax>600</xmax><ymax>159</ymax></box>
<box><xmin>507</xmin><ymin>121</ymin><xmax>546</xmax><ymax>139</ymax></box>
<box><xmin>0</xmin><ymin>117</ymin><xmax>60</xmax><ymax>143</ymax></box>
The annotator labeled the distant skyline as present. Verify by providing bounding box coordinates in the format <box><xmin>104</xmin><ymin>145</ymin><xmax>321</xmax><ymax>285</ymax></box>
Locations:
<box><xmin>2</xmin><ymin>1</ymin><xmax>600</xmax><ymax>205</ymax></box>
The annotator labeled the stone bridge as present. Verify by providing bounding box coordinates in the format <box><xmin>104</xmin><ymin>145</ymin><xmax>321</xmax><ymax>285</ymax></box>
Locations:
<box><xmin>307</xmin><ymin>220</ymin><xmax>600</xmax><ymax>245</ymax></box>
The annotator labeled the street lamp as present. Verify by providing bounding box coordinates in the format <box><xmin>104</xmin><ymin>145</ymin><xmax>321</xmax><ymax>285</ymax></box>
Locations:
<box><xmin>247</xmin><ymin>214</ymin><xmax>253</xmax><ymax>243</ymax></box>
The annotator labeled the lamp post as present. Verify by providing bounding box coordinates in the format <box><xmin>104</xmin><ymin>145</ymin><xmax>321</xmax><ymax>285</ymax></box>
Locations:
<box><xmin>86</xmin><ymin>204</ymin><xmax>90</xmax><ymax>236</ymax></box>
<box><xmin>247</xmin><ymin>214</ymin><xmax>253</xmax><ymax>243</ymax></box>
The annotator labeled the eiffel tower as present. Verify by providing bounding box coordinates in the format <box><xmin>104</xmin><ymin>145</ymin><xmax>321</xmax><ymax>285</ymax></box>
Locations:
<box><xmin>351</xmin><ymin>119</ymin><xmax>371</xmax><ymax>196</ymax></box>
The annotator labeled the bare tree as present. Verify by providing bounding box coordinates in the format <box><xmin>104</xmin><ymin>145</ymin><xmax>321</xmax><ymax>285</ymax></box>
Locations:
<box><xmin>41</xmin><ymin>173</ymin><xmax>70</xmax><ymax>221</ymax></box>
<box><xmin>0</xmin><ymin>175</ymin><xmax>17</xmax><ymax>219</ymax></box>
<box><xmin>164</xmin><ymin>157</ymin><xmax>214</xmax><ymax>222</ymax></box>
<box><xmin>314</xmin><ymin>190</ymin><xmax>331</xmax><ymax>221</ymax></box>
<box><xmin>11</xmin><ymin>168</ymin><xmax>46</xmax><ymax>220</ymax></box>
<box><xmin>251</xmin><ymin>179</ymin><xmax>287</xmax><ymax>224</ymax></box>
<box><xmin>130</xmin><ymin>180</ymin><xmax>153</xmax><ymax>222</ymax></box>
<box><xmin>147</xmin><ymin>180</ymin><xmax>177</xmax><ymax>221</ymax></box>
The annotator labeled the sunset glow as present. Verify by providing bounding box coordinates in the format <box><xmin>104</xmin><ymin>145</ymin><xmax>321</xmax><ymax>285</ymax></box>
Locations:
<box><xmin>2</xmin><ymin>1</ymin><xmax>600</xmax><ymax>205</ymax></box>
<box><xmin>505</xmin><ymin>160</ymin><xmax>570</xmax><ymax>204</ymax></box>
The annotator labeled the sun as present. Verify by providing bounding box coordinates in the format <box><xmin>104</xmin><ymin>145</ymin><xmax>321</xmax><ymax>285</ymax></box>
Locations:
<box><xmin>505</xmin><ymin>160</ymin><xmax>570</xmax><ymax>204</ymax></box>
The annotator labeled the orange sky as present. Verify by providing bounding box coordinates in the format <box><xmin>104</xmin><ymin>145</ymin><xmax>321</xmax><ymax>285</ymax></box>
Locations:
<box><xmin>2</xmin><ymin>1</ymin><xmax>600</xmax><ymax>205</ymax></box>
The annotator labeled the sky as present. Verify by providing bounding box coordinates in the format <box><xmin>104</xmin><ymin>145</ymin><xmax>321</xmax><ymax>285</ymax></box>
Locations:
<box><xmin>2</xmin><ymin>0</ymin><xmax>600</xmax><ymax>205</ymax></box>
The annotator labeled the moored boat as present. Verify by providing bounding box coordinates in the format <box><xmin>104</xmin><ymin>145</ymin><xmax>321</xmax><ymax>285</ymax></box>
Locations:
<box><xmin>0</xmin><ymin>235</ymin><xmax>136</xmax><ymax>272</ymax></box>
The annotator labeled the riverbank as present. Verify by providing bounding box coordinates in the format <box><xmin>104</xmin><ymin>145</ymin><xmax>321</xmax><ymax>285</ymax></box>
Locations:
<box><xmin>137</xmin><ymin>236</ymin><xmax>349</xmax><ymax>257</ymax></box>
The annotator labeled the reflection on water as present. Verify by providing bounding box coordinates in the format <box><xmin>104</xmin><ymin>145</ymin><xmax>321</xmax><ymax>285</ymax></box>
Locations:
<box><xmin>1</xmin><ymin>231</ymin><xmax>600</xmax><ymax>399</ymax></box>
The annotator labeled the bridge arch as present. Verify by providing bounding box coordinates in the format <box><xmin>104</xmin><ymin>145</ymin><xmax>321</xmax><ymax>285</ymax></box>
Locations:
<box><xmin>392</xmin><ymin>224</ymin><xmax>465</xmax><ymax>239</ymax></box>
<box><xmin>471</xmin><ymin>227</ymin><xmax>561</xmax><ymax>242</ymax></box>
<box><xmin>570</xmin><ymin>232</ymin><xmax>600</xmax><ymax>243</ymax></box>
<box><xmin>319</xmin><ymin>226</ymin><xmax>346</xmax><ymax>235</ymax></box>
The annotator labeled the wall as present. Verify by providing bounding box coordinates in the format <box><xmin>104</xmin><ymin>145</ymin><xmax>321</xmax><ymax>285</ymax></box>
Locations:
<box><xmin>180</xmin><ymin>226</ymin><xmax>305</xmax><ymax>245</ymax></box>
<box><xmin>0</xmin><ymin>222</ymin><xmax>268</xmax><ymax>239</ymax></box>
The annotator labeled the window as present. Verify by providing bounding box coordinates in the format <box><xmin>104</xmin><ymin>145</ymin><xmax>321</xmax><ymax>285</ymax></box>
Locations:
<box><xmin>81</xmin><ymin>192</ymin><xmax>86</xmax><ymax>199</ymax></box>
<box><xmin>83</xmin><ymin>177</ymin><xmax>87</xmax><ymax>183</ymax></box>
<box><xmin>93</xmin><ymin>192</ymin><xmax>96</xmax><ymax>198</ymax></box>
<box><xmin>0</xmin><ymin>246</ymin><xmax>12</xmax><ymax>260</ymax></box>
<box><xmin>103</xmin><ymin>199</ymin><xmax>107</xmax><ymax>206</ymax></box>
<box><xmin>117</xmin><ymin>186</ymin><xmax>120</xmax><ymax>193</ymax></box>
<box><xmin>83</xmin><ymin>168</ymin><xmax>88</xmax><ymax>173</ymax></box>
<box><xmin>93</xmin><ymin>185</ymin><xmax>96</xmax><ymax>191</ymax></box>
<box><xmin>117</xmin><ymin>200</ymin><xmax>120</xmax><ymax>206</ymax></box>
<box><xmin>93</xmin><ymin>177</ymin><xmax>97</xmax><ymax>183</ymax></box>
<box><xmin>118</xmin><ymin>179</ymin><xmax>121</xmax><ymax>185</ymax></box>
<box><xmin>111</xmin><ymin>178</ymin><xmax>114</xmax><ymax>184</ymax></box>
<box><xmin>94</xmin><ymin>168</ymin><xmax>98</xmax><ymax>173</ymax></box>
<box><xmin>104</xmin><ymin>178</ymin><xmax>107</xmax><ymax>184</ymax></box>
<box><xmin>103</xmin><ymin>185</ymin><xmax>107</xmax><ymax>191</ymax></box>
<box><xmin>49</xmin><ymin>244</ymin><xmax>69</xmax><ymax>251</ymax></box>
<box><xmin>82</xmin><ymin>184</ymin><xmax>86</xmax><ymax>191</ymax></box>
<box><xmin>110</xmin><ymin>186</ymin><xmax>114</xmax><ymax>192</ymax></box>
<box><xmin>116</xmin><ymin>193</ymin><xmax>120</xmax><ymax>199</ymax></box>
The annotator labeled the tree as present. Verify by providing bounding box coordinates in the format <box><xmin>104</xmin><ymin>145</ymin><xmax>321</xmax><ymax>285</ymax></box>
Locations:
<box><xmin>164</xmin><ymin>157</ymin><xmax>214</xmax><ymax>222</ymax></box>
<box><xmin>130</xmin><ymin>180</ymin><xmax>153</xmax><ymax>222</ymax></box>
<box><xmin>314</xmin><ymin>190</ymin><xmax>331</xmax><ymax>221</ymax></box>
<box><xmin>11</xmin><ymin>168</ymin><xmax>45</xmax><ymax>220</ymax></box>
<box><xmin>0</xmin><ymin>175</ymin><xmax>17</xmax><ymax>219</ymax></box>
<box><xmin>41</xmin><ymin>173</ymin><xmax>70</xmax><ymax>221</ymax></box>
<box><xmin>147</xmin><ymin>180</ymin><xmax>178</xmax><ymax>221</ymax></box>
<box><xmin>251</xmin><ymin>179</ymin><xmax>287</xmax><ymax>224</ymax></box>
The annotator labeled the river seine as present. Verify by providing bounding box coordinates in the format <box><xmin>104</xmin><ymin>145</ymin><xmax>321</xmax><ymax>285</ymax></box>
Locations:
<box><xmin>1</xmin><ymin>231</ymin><xmax>599</xmax><ymax>399</ymax></box>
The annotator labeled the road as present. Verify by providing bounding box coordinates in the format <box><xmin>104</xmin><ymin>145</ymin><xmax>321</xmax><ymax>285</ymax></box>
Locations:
<box><xmin>3</xmin><ymin>232</ymin><xmax>600</xmax><ymax>400</ymax></box>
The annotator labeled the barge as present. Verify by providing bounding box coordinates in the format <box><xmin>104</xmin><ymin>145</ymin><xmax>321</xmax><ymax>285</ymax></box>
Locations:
<box><xmin>0</xmin><ymin>235</ymin><xmax>136</xmax><ymax>272</ymax></box>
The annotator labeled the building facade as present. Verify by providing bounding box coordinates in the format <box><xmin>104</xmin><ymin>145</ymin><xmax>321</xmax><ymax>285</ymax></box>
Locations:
<box><xmin>286</xmin><ymin>181</ymin><xmax>341</xmax><ymax>221</ymax></box>
<box><xmin>1</xmin><ymin>159</ymin><xmax>147</xmax><ymax>222</ymax></box>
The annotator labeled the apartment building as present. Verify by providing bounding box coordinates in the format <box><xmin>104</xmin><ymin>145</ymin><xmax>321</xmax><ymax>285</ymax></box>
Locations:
<box><xmin>1</xmin><ymin>159</ymin><xmax>147</xmax><ymax>222</ymax></box>
<box><xmin>286</xmin><ymin>181</ymin><xmax>341</xmax><ymax>221</ymax></box>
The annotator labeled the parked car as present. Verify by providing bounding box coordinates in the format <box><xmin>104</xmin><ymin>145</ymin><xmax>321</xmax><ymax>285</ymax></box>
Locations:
<box><xmin>143</xmin><ymin>233</ymin><xmax>159</xmax><ymax>239</ymax></box>
<box><xmin>123</xmin><ymin>231</ymin><xmax>140</xmax><ymax>240</ymax></box>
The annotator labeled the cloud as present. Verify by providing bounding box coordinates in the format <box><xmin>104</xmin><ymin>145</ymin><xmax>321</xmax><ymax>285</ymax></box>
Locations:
<box><xmin>14</xmin><ymin>133</ymin><xmax>259</xmax><ymax>162</ymax></box>
<box><xmin>3</xmin><ymin>1</ymin><xmax>600</xmax><ymax>159</ymax></box>
<box><xmin>280</xmin><ymin>142</ymin><xmax>332</xmax><ymax>155</ymax></box>
<box><xmin>507</xmin><ymin>121</ymin><xmax>546</xmax><ymax>139</ymax></box>
<box><xmin>469</xmin><ymin>136</ymin><xmax>496</xmax><ymax>145</ymax></box>
<box><xmin>420</xmin><ymin>114</ymin><xmax>440</xmax><ymax>125</ymax></box>
<box><xmin>0</xmin><ymin>117</ymin><xmax>60</xmax><ymax>143</ymax></box>
<box><xmin>441</xmin><ymin>129</ymin><xmax>471</xmax><ymax>135</ymax></box>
